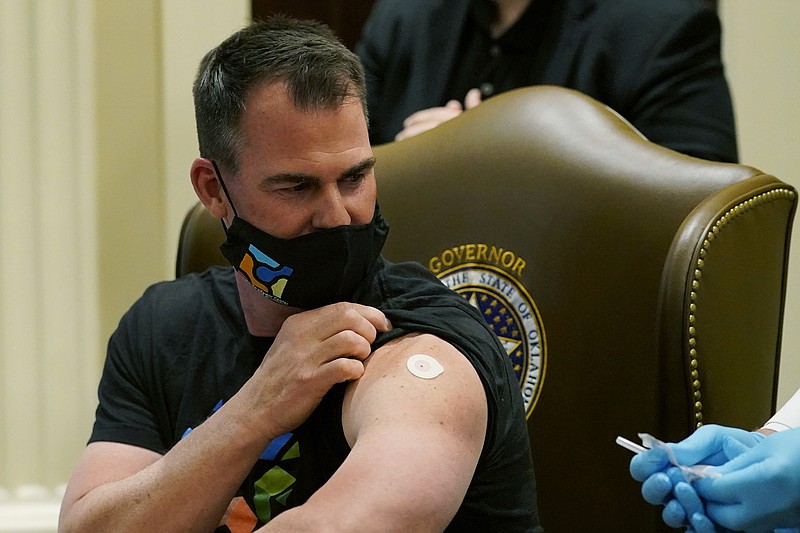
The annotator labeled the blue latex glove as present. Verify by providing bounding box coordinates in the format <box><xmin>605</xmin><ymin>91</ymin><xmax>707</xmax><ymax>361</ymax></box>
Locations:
<box><xmin>686</xmin><ymin>511</ymin><xmax>718</xmax><ymax>533</ymax></box>
<box><xmin>670</xmin><ymin>484</ymin><xmax>743</xmax><ymax>533</ymax></box>
<box><xmin>694</xmin><ymin>429</ymin><xmax>800</xmax><ymax>532</ymax></box>
<box><xmin>672</xmin><ymin>481</ymin><xmax>706</xmax><ymax>530</ymax></box>
<box><xmin>630</xmin><ymin>425</ymin><xmax>763</xmax><ymax>504</ymax></box>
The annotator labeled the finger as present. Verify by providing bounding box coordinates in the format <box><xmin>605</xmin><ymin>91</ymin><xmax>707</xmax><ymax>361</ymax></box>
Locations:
<box><xmin>401</xmin><ymin>105</ymin><xmax>463</xmax><ymax>128</ymax></box>
<box><xmin>670</xmin><ymin>425</ymin><xmax>755</xmax><ymax>467</ymax></box>
<box><xmin>395</xmin><ymin>119</ymin><xmax>451</xmax><ymax>141</ymax></box>
<box><xmin>670</xmin><ymin>433</ymin><xmax>723</xmax><ymax>466</ymax></box>
<box><xmin>662</xmin><ymin>499</ymin><xmax>687</xmax><ymax>528</ymax></box>
<box><xmin>464</xmin><ymin>88</ymin><xmax>482</xmax><ymax>109</ymax></box>
<box><xmin>666</xmin><ymin>466</ymin><xmax>687</xmax><ymax>486</ymax></box>
<box><xmin>641</xmin><ymin>472</ymin><xmax>673</xmax><ymax>504</ymax></box>
<box><xmin>312</xmin><ymin>303</ymin><xmax>391</xmax><ymax>341</ymax></box>
<box><xmin>720</xmin><ymin>435</ymin><xmax>750</xmax><ymax>462</ymax></box>
<box><xmin>674</xmin><ymin>482</ymin><xmax>704</xmax><ymax>519</ymax></box>
<box><xmin>341</xmin><ymin>303</ymin><xmax>392</xmax><ymax>333</ymax></box>
<box><xmin>704</xmin><ymin>500</ymin><xmax>746</xmax><ymax>531</ymax></box>
<box><xmin>319</xmin><ymin>329</ymin><xmax>374</xmax><ymax>363</ymax></box>
<box><xmin>396</xmin><ymin>108</ymin><xmax>463</xmax><ymax>139</ymax></box>
<box><xmin>631</xmin><ymin>447</ymin><xmax>671</xmax><ymax>481</ymax></box>
<box><xmin>317</xmin><ymin>357</ymin><xmax>366</xmax><ymax>384</ymax></box>
<box><xmin>688</xmin><ymin>512</ymin><xmax>717</xmax><ymax>533</ymax></box>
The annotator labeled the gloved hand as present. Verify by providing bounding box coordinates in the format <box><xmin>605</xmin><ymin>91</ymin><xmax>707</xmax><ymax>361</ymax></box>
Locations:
<box><xmin>629</xmin><ymin>425</ymin><xmax>763</xmax><ymax>528</ymax></box>
<box><xmin>694</xmin><ymin>428</ymin><xmax>800</xmax><ymax>532</ymax></box>
<box><xmin>630</xmin><ymin>425</ymin><xmax>763</xmax><ymax>498</ymax></box>
<box><xmin>658</xmin><ymin>482</ymin><xmax>749</xmax><ymax>533</ymax></box>
<box><xmin>673</xmin><ymin>483</ymin><xmax>736</xmax><ymax>533</ymax></box>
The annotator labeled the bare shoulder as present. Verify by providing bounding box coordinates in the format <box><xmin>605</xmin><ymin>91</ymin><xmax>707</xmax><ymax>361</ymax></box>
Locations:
<box><xmin>342</xmin><ymin>333</ymin><xmax>487</xmax><ymax>446</ymax></box>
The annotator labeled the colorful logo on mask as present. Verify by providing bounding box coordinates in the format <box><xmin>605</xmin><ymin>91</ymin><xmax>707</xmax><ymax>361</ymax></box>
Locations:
<box><xmin>239</xmin><ymin>244</ymin><xmax>294</xmax><ymax>299</ymax></box>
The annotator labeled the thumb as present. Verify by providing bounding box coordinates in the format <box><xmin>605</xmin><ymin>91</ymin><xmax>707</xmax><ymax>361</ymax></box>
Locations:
<box><xmin>445</xmin><ymin>99</ymin><xmax>464</xmax><ymax>111</ymax></box>
<box><xmin>464</xmin><ymin>88</ymin><xmax>483</xmax><ymax>109</ymax></box>
<box><xmin>720</xmin><ymin>434</ymin><xmax>750</xmax><ymax>461</ymax></box>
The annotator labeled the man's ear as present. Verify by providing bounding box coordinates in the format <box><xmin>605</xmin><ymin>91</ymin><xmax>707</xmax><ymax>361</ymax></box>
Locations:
<box><xmin>190</xmin><ymin>158</ymin><xmax>229</xmax><ymax>220</ymax></box>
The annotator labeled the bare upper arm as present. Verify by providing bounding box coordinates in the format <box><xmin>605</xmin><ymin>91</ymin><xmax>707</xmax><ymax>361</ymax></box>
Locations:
<box><xmin>59</xmin><ymin>442</ymin><xmax>162</xmax><ymax>526</ymax></box>
<box><xmin>274</xmin><ymin>333</ymin><xmax>488</xmax><ymax>532</ymax></box>
<box><xmin>342</xmin><ymin>333</ymin><xmax>487</xmax><ymax>446</ymax></box>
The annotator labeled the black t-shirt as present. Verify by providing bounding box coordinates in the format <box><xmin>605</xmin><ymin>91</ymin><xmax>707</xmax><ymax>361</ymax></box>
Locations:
<box><xmin>91</xmin><ymin>259</ymin><xmax>541</xmax><ymax>531</ymax></box>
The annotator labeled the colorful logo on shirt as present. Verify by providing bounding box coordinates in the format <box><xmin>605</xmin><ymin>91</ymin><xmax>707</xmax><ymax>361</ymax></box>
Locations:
<box><xmin>239</xmin><ymin>244</ymin><xmax>293</xmax><ymax>299</ymax></box>
<box><xmin>429</xmin><ymin>244</ymin><xmax>546</xmax><ymax>417</ymax></box>
<box><xmin>253</xmin><ymin>432</ymin><xmax>300</xmax><ymax>523</ymax></box>
<box><xmin>182</xmin><ymin>401</ymin><xmax>300</xmax><ymax>531</ymax></box>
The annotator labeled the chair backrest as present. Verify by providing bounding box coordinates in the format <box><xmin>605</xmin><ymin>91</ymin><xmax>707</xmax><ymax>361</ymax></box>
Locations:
<box><xmin>176</xmin><ymin>86</ymin><xmax>796</xmax><ymax>531</ymax></box>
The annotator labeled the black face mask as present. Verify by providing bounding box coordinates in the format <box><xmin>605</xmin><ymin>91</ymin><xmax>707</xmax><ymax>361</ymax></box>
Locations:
<box><xmin>212</xmin><ymin>161</ymin><xmax>389</xmax><ymax>310</ymax></box>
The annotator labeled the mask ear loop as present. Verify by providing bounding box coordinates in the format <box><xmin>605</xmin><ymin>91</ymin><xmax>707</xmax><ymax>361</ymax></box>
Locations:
<box><xmin>210</xmin><ymin>160</ymin><xmax>239</xmax><ymax>232</ymax></box>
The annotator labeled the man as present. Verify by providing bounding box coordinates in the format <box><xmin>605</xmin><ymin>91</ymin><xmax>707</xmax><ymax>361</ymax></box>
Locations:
<box><xmin>356</xmin><ymin>0</ymin><xmax>738</xmax><ymax>163</ymax></box>
<box><xmin>59</xmin><ymin>16</ymin><xmax>541</xmax><ymax>532</ymax></box>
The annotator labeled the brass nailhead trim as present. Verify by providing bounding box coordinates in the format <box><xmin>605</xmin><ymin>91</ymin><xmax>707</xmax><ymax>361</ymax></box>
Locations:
<box><xmin>687</xmin><ymin>188</ymin><xmax>796</xmax><ymax>429</ymax></box>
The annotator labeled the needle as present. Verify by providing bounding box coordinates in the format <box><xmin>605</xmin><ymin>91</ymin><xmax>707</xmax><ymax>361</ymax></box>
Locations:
<box><xmin>616</xmin><ymin>435</ymin><xmax>647</xmax><ymax>454</ymax></box>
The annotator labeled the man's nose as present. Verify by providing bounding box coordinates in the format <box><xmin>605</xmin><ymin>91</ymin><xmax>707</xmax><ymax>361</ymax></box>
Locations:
<box><xmin>312</xmin><ymin>187</ymin><xmax>351</xmax><ymax>228</ymax></box>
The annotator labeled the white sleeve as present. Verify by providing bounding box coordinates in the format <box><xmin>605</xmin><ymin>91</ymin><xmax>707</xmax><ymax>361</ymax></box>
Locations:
<box><xmin>763</xmin><ymin>388</ymin><xmax>800</xmax><ymax>432</ymax></box>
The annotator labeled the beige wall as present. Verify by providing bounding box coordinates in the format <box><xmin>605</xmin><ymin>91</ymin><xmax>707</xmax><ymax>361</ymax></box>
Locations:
<box><xmin>95</xmin><ymin>0</ymin><xmax>164</xmax><ymax>343</ymax></box>
<box><xmin>1</xmin><ymin>0</ymin><xmax>100</xmax><ymax>492</ymax></box>
<box><xmin>95</xmin><ymin>0</ymin><xmax>249</xmax><ymax>347</ymax></box>
<box><xmin>720</xmin><ymin>0</ymin><xmax>800</xmax><ymax>406</ymax></box>
<box><xmin>0</xmin><ymin>0</ymin><xmax>248</xmax><ymax>498</ymax></box>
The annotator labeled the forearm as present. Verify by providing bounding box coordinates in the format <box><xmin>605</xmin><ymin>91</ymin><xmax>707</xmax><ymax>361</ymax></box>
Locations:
<box><xmin>61</xmin><ymin>382</ymin><xmax>275</xmax><ymax>532</ymax></box>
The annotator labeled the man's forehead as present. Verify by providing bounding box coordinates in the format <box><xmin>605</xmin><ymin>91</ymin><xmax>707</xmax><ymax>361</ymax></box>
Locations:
<box><xmin>235</xmin><ymin>78</ymin><xmax>370</xmax><ymax>172</ymax></box>
<box><xmin>243</xmin><ymin>79</ymin><xmax>364</xmax><ymax>117</ymax></box>
<box><xmin>241</xmin><ymin>89</ymin><xmax>365</xmax><ymax>140</ymax></box>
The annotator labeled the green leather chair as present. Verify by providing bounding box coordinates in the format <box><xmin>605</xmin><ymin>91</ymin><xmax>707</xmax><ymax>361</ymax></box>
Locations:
<box><xmin>176</xmin><ymin>86</ymin><xmax>797</xmax><ymax>531</ymax></box>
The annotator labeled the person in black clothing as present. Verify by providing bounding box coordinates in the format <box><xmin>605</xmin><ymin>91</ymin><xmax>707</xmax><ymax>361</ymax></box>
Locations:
<box><xmin>356</xmin><ymin>0</ymin><xmax>739</xmax><ymax>163</ymax></box>
<box><xmin>59</xmin><ymin>16</ymin><xmax>541</xmax><ymax>532</ymax></box>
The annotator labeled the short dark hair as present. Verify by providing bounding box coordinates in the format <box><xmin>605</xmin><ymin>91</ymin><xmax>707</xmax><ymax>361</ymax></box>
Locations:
<box><xmin>192</xmin><ymin>15</ymin><xmax>368</xmax><ymax>175</ymax></box>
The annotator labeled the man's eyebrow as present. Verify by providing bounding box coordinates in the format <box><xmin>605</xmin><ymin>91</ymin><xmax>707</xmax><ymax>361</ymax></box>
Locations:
<box><xmin>258</xmin><ymin>156</ymin><xmax>376</xmax><ymax>189</ymax></box>
<box><xmin>258</xmin><ymin>171</ymin><xmax>317</xmax><ymax>189</ymax></box>
<box><xmin>341</xmin><ymin>157</ymin><xmax>376</xmax><ymax>179</ymax></box>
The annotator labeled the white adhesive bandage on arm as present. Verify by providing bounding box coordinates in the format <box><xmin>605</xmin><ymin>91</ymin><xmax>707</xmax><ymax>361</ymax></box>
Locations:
<box><xmin>763</xmin><ymin>388</ymin><xmax>800</xmax><ymax>432</ymax></box>
<box><xmin>406</xmin><ymin>354</ymin><xmax>444</xmax><ymax>379</ymax></box>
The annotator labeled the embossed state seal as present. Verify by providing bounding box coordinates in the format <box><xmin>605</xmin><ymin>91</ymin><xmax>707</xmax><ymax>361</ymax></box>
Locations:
<box><xmin>430</xmin><ymin>244</ymin><xmax>546</xmax><ymax>417</ymax></box>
